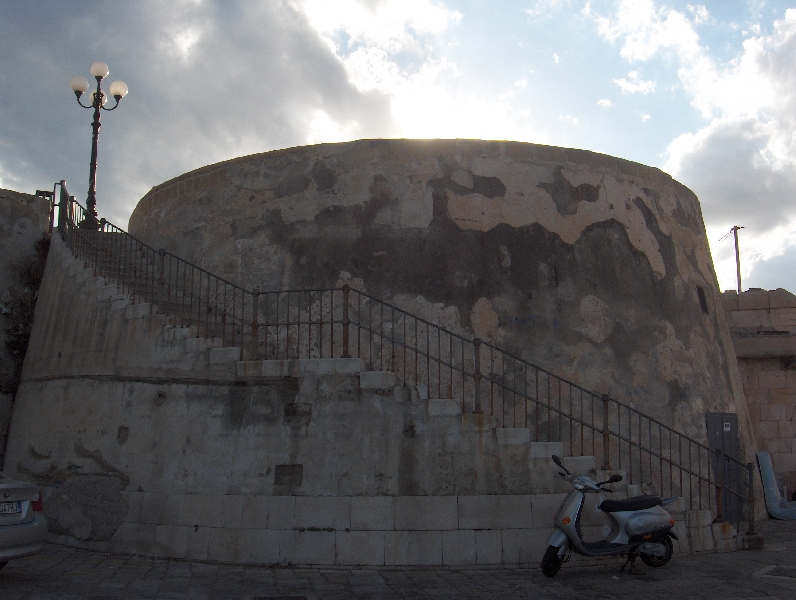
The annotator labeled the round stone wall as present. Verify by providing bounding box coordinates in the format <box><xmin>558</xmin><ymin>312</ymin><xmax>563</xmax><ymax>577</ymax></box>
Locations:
<box><xmin>129</xmin><ymin>139</ymin><xmax>748</xmax><ymax>444</ymax></box>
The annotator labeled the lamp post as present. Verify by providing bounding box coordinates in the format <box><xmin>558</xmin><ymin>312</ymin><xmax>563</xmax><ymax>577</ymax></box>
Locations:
<box><xmin>70</xmin><ymin>61</ymin><xmax>128</xmax><ymax>226</ymax></box>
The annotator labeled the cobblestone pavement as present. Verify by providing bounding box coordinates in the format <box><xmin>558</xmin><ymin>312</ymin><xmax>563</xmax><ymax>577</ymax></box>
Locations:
<box><xmin>2</xmin><ymin>520</ymin><xmax>795</xmax><ymax>599</ymax></box>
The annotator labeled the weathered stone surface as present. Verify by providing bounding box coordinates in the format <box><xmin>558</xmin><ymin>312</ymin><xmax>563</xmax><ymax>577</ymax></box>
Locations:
<box><xmin>0</xmin><ymin>189</ymin><xmax>50</xmax><ymax>467</ymax></box>
<box><xmin>46</xmin><ymin>475</ymin><xmax>128</xmax><ymax>541</ymax></box>
<box><xmin>126</xmin><ymin>139</ymin><xmax>749</xmax><ymax>453</ymax></box>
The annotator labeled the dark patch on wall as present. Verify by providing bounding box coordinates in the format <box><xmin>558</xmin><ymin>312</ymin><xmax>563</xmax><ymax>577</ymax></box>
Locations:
<box><xmin>273</xmin><ymin>158</ymin><xmax>313</xmax><ymax>199</ymax></box>
<box><xmin>398</xmin><ymin>440</ymin><xmax>420</xmax><ymax>495</ymax></box>
<box><xmin>441</xmin><ymin>174</ymin><xmax>507</xmax><ymax>198</ymax></box>
<box><xmin>539</xmin><ymin>167</ymin><xmax>600</xmax><ymax>216</ymax></box>
<box><xmin>471</xmin><ymin>175</ymin><xmax>507</xmax><ymax>198</ymax></box>
<box><xmin>28</xmin><ymin>445</ymin><xmax>51</xmax><ymax>460</ymax></box>
<box><xmin>697</xmin><ymin>286</ymin><xmax>710</xmax><ymax>314</ymax></box>
<box><xmin>283</xmin><ymin>402</ymin><xmax>312</xmax><ymax>427</ymax></box>
<box><xmin>116</xmin><ymin>426</ymin><xmax>129</xmax><ymax>445</ymax></box>
<box><xmin>75</xmin><ymin>439</ymin><xmax>130</xmax><ymax>486</ymax></box>
<box><xmin>226</xmin><ymin>381</ymin><xmax>296</xmax><ymax>428</ymax></box>
<box><xmin>311</xmin><ymin>161</ymin><xmax>337</xmax><ymax>193</ymax></box>
<box><xmin>45</xmin><ymin>475</ymin><xmax>128</xmax><ymax>541</ymax></box>
<box><xmin>273</xmin><ymin>463</ymin><xmax>303</xmax><ymax>495</ymax></box>
<box><xmin>274</xmin><ymin>463</ymin><xmax>303</xmax><ymax>486</ymax></box>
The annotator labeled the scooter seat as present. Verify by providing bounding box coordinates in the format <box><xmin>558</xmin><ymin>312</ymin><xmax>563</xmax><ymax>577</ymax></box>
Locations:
<box><xmin>599</xmin><ymin>495</ymin><xmax>661</xmax><ymax>512</ymax></box>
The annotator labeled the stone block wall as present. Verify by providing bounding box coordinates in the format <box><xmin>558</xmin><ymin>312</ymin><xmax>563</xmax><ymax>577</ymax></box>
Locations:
<box><xmin>0</xmin><ymin>188</ymin><xmax>50</xmax><ymax>467</ymax></box>
<box><xmin>723</xmin><ymin>288</ymin><xmax>796</xmax><ymax>495</ymax></box>
<box><xmin>47</xmin><ymin>491</ymin><xmax>733</xmax><ymax>566</ymax></box>
<box><xmin>8</xmin><ymin>232</ymin><xmax>739</xmax><ymax>565</ymax></box>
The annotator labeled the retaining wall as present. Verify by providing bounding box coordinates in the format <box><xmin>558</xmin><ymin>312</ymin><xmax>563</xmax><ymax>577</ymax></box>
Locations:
<box><xmin>7</xmin><ymin>234</ymin><xmax>738</xmax><ymax>565</ymax></box>
<box><xmin>0</xmin><ymin>188</ymin><xmax>50</xmax><ymax>466</ymax></box>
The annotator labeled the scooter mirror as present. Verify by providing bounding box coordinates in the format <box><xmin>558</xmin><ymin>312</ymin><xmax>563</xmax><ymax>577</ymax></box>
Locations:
<box><xmin>551</xmin><ymin>455</ymin><xmax>571</xmax><ymax>475</ymax></box>
<box><xmin>608</xmin><ymin>474</ymin><xmax>623</xmax><ymax>483</ymax></box>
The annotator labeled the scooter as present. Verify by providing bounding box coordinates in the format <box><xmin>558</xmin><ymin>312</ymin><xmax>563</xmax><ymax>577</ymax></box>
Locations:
<box><xmin>541</xmin><ymin>455</ymin><xmax>678</xmax><ymax>577</ymax></box>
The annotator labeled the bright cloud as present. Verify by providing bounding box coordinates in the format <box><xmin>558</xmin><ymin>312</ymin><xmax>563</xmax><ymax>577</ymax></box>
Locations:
<box><xmin>301</xmin><ymin>0</ymin><xmax>542</xmax><ymax>142</ymax></box>
<box><xmin>302</xmin><ymin>0</ymin><xmax>461</xmax><ymax>53</ymax></box>
<box><xmin>597</xmin><ymin>98</ymin><xmax>613</xmax><ymax>107</ymax></box>
<box><xmin>613</xmin><ymin>70</ymin><xmax>656</xmax><ymax>93</ymax></box>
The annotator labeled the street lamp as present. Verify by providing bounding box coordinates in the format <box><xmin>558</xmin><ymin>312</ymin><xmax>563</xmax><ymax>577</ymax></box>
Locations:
<box><xmin>70</xmin><ymin>61</ymin><xmax>128</xmax><ymax>226</ymax></box>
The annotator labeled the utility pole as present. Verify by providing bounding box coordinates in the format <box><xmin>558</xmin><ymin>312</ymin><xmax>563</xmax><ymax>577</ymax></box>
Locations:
<box><xmin>720</xmin><ymin>226</ymin><xmax>745</xmax><ymax>293</ymax></box>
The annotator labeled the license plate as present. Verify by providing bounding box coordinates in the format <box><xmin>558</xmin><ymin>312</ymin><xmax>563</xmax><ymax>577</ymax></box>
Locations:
<box><xmin>0</xmin><ymin>502</ymin><xmax>21</xmax><ymax>515</ymax></box>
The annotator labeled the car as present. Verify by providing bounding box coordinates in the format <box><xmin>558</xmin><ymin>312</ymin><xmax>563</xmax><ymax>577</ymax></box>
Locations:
<box><xmin>0</xmin><ymin>470</ymin><xmax>47</xmax><ymax>569</ymax></box>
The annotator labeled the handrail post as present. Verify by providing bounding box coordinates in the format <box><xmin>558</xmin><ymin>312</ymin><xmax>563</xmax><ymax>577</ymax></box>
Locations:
<box><xmin>157</xmin><ymin>248</ymin><xmax>166</xmax><ymax>314</ymax></box>
<box><xmin>342</xmin><ymin>284</ymin><xmax>350</xmax><ymax>358</ymax></box>
<box><xmin>601</xmin><ymin>394</ymin><xmax>612</xmax><ymax>470</ymax></box>
<box><xmin>746</xmin><ymin>462</ymin><xmax>756</xmax><ymax>535</ymax></box>
<box><xmin>714</xmin><ymin>448</ymin><xmax>725</xmax><ymax>523</ymax></box>
<box><xmin>57</xmin><ymin>181</ymin><xmax>68</xmax><ymax>240</ymax></box>
<box><xmin>472</xmin><ymin>338</ymin><xmax>483</xmax><ymax>414</ymax></box>
<box><xmin>251</xmin><ymin>287</ymin><xmax>260</xmax><ymax>360</ymax></box>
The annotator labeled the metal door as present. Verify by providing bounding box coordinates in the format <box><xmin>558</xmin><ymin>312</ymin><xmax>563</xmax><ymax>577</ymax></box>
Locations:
<box><xmin>706</xmin><ymin>413</ymin><xmax>740</xmax><ymax>522</ymax></box>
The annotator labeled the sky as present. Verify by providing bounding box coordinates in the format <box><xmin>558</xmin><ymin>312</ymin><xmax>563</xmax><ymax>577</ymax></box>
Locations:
<box><xmin>1</xmin><ymin>0</ymin><xmax>795</xmax><ymax>294</ymax></box>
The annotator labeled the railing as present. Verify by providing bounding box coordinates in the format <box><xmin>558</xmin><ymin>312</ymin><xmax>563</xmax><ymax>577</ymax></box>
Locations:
<box><xmin>54</xmin><ymin>184</ymin><xmax>756</xmax><ymax>536</ymax></box>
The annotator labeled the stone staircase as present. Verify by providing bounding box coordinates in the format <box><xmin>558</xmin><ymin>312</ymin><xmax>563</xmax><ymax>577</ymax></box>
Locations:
<box><xmin>24</xmin><ymin>223</ymin><xmax>747</xmax><ymax>565</ymax></box>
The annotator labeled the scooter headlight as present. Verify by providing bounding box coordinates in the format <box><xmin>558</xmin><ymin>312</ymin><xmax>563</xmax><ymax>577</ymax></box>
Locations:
<box><xmin>573</xmin><ymin>480</ymin><xmax>586</xmax><ymax>490</ymax></box>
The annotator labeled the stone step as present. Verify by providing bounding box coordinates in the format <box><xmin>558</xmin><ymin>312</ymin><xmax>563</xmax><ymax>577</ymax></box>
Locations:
<box><xmin>237</xmin><ymin>358</ymin><xmax>366</xmax><ymax>378</ymax></box>
<box><xmin>125</xmin><ymin>303</ymin><xmax>153</xmax><ymax>319</ymax></box>
<box><xmin>95</xmin><ymin>284</ymin><xmax>118</xmax><ymax>302</ymax></box>
<box><xmin>111</xmin><ymin>295</ymin><xmax>131</xmax><ymax>310</ymax></box>
<box><xmin>185</xmin><ymin>337</ymin><xmax>226</xmax><ymax>352</ymax></box>
<box><xmin>163</xmin><ymin>325</ymin><xmax>198</xmax><ymax>341</ymax></box>
<box><xmin>208</xmin><ymin>346</ymin><xmax>242</xmax><ymax>364</ymax></box>
<box><xmin>360</xmin><ymin>371</ymin><xmax>397</xmax><ymax>390</ymax></box>
<box><xmin>79</xmin><ymin>275</ymin><xmax>106</xmax><ymax>293</ymax></box>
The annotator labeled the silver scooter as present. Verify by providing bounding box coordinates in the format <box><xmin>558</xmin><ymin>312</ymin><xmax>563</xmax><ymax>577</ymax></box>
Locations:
<box><xmin>541</xmin><ymin>455</ymin><xmax>678</xmax><ymax>577</ymax></box>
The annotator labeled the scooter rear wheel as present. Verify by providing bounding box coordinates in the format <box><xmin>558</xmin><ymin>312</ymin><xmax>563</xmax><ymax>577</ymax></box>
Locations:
<box><xmin>639</xmin><ymin>535</ymin><xmax>673</xmax><ymax>567</ymax></box>
<box><xmin>541</xmin><ymin>545</ymin><xmax>564</xmax><ymax>577</ymax></box>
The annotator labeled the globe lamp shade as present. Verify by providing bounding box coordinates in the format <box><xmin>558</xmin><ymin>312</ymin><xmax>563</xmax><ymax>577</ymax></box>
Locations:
<box><xmin>90</xmin><ymin>90</ymin><xmax>108</xmax><ymax>107</ymax></box>
<box><xmin>70</xmin><ymin>76</ymin><xmax>89</xmax><ymax>96</ymax></box>
<box><xmin>109</xmin><ymin>80</ymin><xmax>128</xmax><ymax>100</ymax></box>
<box><xmin>90</xmin><ymin>61</ymin><xmax>109</xmax><ymax>79</ymax></box>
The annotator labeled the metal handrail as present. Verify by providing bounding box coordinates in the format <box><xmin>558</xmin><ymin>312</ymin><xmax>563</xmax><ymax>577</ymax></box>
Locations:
<box><xmin>54</xmin><ymin>186</ymin><xmax>756</xmax><ymax>535</ymax></box>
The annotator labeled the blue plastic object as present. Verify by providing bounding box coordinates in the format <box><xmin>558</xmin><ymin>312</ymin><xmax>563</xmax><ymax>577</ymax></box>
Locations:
<box><xmin>757</xmin><ymin>451</ymin><xmax>796</xmax><ymax>520</ymax></box>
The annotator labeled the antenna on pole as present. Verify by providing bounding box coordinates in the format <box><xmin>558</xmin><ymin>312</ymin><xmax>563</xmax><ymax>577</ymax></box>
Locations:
<box><xmin>719</xmin><ymin>226</ymin><xmax>745</xmax><ymax>293</ymax></box>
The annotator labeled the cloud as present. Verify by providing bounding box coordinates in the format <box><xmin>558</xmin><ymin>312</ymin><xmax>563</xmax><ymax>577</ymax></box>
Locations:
<box><xmin>0</xmin><ymin>0</ymin><xmax>396</xmax><ymax>226</ymax></box>
<box><xmin>302</xmin><ymin>0</ymin><xmax>542</xmax><ymax>142</ymax></box>
<box><xmin>597</xmin><ymin>98</ymin><xmax>613</xmax><ymax>107</ymax></box>
<box><xmin>687</xmin><ymin>4</ymin><xmax>709</xmax><ymax>25</ymax></box>
<box><xmin>593</xmin><ymin>2</ymin><xmax>796</xmax><ymax>292</ymax></box>
<box><xmin>613</xmin><ymin>70</ymin><xmax>656</xmax><ymax>94</ymax></box>
<box><xmin>302</xmin><ymin>0</ymin><xmax>461</xmax><ymax>53</ymax></box>
<box><xmin>525</xmin><ymin>0</ymin><xmax>571</xmax><ymax>19</ymax></box>
<box><xmin>743</xmin><ymin>236</ymin><xmax>796</xmax><ymax>292</ymax></box>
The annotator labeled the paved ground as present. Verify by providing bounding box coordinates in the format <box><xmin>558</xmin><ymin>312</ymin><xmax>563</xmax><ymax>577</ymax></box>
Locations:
<box><xmin>1</xmin><ymin>520</ymin><xmax>795</xmax><ymax>599</ymax></box>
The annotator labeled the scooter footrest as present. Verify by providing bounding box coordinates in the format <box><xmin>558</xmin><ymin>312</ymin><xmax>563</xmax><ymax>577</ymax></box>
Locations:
<box><xmin>599</xmin><ymin>495</ymin><xmax>661</xmax><ymax>512</ymax></box>
<box><xmin>581</xmin><ymin>540</ymin><xmax>628</xmax><ymax>554</ymax></box>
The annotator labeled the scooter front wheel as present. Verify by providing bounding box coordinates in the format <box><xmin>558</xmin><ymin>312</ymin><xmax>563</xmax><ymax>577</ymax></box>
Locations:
<box><xmin>639</xmin><ymin>535</ymin><xmax>673</xmax><ymax>567</ymax></box>
<box><xmin>541</xmin><ymin>545</ymin><xmax>564</xmax><ymax>577</ymax></box>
